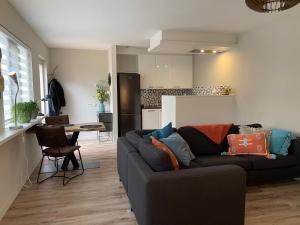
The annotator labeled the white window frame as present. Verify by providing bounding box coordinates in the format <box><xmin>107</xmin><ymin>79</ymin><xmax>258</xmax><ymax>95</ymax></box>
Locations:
<box><xmin>0</xmin><ymin>26</ymin><xmax>34</xmax><ymax>127</ymax></box>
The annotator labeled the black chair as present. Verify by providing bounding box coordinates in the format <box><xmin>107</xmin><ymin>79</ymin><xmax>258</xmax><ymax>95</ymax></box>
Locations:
<box><xmin>35</xmin><ymin>126</ymin><xmax>84</xmax><ymax>185</ymax></box>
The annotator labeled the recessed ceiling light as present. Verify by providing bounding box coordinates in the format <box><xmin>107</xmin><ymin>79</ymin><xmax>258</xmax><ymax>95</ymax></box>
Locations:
<box><xmin>200</xmin><ymin>49</ymin><xmax>205</xmax><ymax>53</ymax></box>
<box><xmin>212</xmin><ymin>50</ymin><xmax>217</xmax><ymax>54</ymax></box>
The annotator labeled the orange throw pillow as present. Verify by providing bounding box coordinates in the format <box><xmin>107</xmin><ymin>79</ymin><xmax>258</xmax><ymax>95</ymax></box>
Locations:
<box><xmin>151</xmin><ymin>137</ymin><xmax>179</xmax><ymax>171</ymax></box>
<box><xmin>227</xmin><ymin>133</ymin><xmax>274</xmax><ymax>159</ymax></box>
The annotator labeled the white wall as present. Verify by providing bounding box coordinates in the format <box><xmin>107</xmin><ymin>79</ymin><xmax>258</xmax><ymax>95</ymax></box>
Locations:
<box><xmin>162</xmin><ymin>95</ymin><xmax>237</xmax><ymax>128</ymax></box>
<box><xmin>193</xmin><ymin>11</ymin><xmax>300</xmax><ymax>133</ymax></box>
<box><xmin>0</xmin><ymin>0</ymin><xmax>49</xmax><ymax>220</ymax></box>
<box><xmin>108</xmin><ymin>45</ymin><xmax>118</xmax><ymax>143</ymax></box>
<box><xmin>49</xmin><ymin>48</ymin><xmax>108</xmax><ymax>124</ymax></box>
<box><xmin>117</xmin><ymin>54</ymin><xmax>138</xmax><ymax>73</ymax></box>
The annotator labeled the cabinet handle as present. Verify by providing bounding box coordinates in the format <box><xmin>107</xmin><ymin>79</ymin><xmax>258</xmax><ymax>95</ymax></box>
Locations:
<box><xmin>148</xmin><ymin>110</ymin><xmax>155</xmax><ymax>112</ymax></box>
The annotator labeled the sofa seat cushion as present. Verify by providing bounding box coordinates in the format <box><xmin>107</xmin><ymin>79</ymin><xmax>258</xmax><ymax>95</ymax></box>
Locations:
<box><xmin>247</xmin><ymin>155</ymin><xmax>299</xmax><ymax>170</ymax></box>
<box><xmin>193</xmin><ymin>155</ymin><xmax>252</xmax><ymax>170</ymax></box>
<box><xmin>179</xmin><ymin>161</ymin><xmax>202</xmax><ymax>170</ymax></box>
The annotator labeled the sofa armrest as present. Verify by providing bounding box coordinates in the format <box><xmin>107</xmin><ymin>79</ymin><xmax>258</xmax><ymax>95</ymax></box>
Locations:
<box><xmin>117</xmin><ymin>137</ymin><xmax>138</xmax><ymax>192</ymax></box>
<box><xmin>128</xmin><ymin>152</ymin><xmax>246</xmax><ymax>225</ymax></box>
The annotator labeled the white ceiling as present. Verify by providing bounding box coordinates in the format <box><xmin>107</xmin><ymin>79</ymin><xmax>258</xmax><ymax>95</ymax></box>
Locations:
<box><xmin>8</xmin><ymin>0</ymin><xmax>300</xmax><ymax>50</ymax></box>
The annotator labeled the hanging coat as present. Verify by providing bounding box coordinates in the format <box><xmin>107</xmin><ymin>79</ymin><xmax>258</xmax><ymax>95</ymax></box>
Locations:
<box><xmin>48</xmin><ymin>79</ymin><xmax>66</xmax><ymax>116</ymax></box>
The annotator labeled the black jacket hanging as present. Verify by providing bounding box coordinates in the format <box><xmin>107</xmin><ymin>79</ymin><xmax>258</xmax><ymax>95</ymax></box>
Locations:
<box><xmin>48</xmin><ymin>79</ymin><xmax>66</xmax><ymax>116</ymax></box>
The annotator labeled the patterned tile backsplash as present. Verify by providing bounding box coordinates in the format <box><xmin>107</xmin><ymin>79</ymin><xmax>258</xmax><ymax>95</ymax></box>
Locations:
<box><xmin>141</xmin><ymin>86</ymin><xmax>232</xmax><ymax>108</ymax></box>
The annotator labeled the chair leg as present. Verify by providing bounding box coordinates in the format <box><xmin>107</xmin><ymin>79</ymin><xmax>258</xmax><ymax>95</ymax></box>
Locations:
<box><xmin>37</xmin><ymin>155</ymin><xmax>45</xmax><ymax>184</ymax></box>
<box><xmin>37</xmin><ymin>156</ymin><xmax>59</xmax><ymax>184</ymax></box>
<box><xmin>62</xmin><ymin>150</ymin><xmax>84</xmax><ymax>186</ymax></box>
<box><xmin>78</xmin><ymin>149</ymin><xmax>85</xmax><ymax>173</ymax></box>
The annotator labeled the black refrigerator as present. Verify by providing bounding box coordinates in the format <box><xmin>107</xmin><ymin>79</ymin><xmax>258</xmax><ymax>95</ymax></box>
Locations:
<box><xmin>117</xmin><ymin>73</ymin><xmax>141</xmax><ymax>137</ymax></box>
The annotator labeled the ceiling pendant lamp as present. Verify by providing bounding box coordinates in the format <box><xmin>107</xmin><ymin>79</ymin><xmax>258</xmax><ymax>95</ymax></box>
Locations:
<box><xmin>245</xmin><ymin>0</ymin><xmax>300</xmax><ymax>13</ymax></box>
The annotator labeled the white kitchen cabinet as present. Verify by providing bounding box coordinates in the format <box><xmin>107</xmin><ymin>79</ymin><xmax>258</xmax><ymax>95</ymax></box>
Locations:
<box><xmin>169</xmin><ymin>55</ymin><xmax>193</xmax><ymax>89</ymax></box>
<box><xmin>138</xmin><ymin>54</ymin><xmax>157</xmax><ymax>89</ymax></box>
<box><xmin>138</xmin><ymin>54</ymin><xmax>193</xmax><ymax>89</ymax></box>
<box><xmin>142</xmin><ymin>109</ymin><xmax>161</xmax><ymax>129</ymax></box>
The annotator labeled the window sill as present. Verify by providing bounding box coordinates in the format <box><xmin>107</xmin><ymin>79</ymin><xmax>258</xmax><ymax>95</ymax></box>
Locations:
<box><xmin>0</xmin><ymin>116</ymin><xmax>45</xmax><ymax>146</ymax></box>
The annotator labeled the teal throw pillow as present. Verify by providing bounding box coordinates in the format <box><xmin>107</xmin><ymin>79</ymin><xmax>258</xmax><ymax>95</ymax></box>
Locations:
<box><xmin>143</xmin><ymin>122</ymin><xmax>173</xmax><ymax>140</ymax></box>
<box><xmin>143</xmin><ymin>130</ymin><xmax>159</xmax><ymax>140</ymax></box>
<box><xmin>269</xmin><ymin>128</ymin><xmax>296</xmax><ymax>156</ymax></box>
<box><xmin>160</xmin><ymin>132</ymin><xmax>195</xmax><ymax>167</ymax></box>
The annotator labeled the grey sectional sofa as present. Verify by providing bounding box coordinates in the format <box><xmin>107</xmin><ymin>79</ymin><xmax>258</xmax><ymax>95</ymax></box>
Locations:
<box><xmin>117</xmin><ymin>127</ymin><xmax>300</xmax><ymax>225</ymax></box>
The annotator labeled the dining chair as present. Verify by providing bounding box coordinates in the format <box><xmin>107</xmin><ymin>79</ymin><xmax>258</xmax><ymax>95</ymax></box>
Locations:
<box><xmin>35</xmin><ymin>126</ymin><xmax>84</xmax><ymax>185</ymax></box>
<box><xmin>45</xmin><ymin>115</ymin><xmax>70</xmax><ymax>125</ymax></box>
<box><xmin>45</xmin><ymin>114</ymin><xmax>75</xmax><ymax>143</ymax></box>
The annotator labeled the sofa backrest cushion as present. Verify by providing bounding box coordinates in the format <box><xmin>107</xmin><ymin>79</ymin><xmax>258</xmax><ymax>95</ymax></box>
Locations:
<box><xmin>178</xmin><ymin>126</ymin><xmax>231</xmax><ymax>156</ymax></box>
<box><xmin>126</xmin><ymin>130</ymin><xmax>154</xmax><ymax>149</ymax></box>
<box><xmin>178</xmin><ymin>124</ymin><xmax>262</xmax><ymax>156</ymax></box>
<box><xmin>138</xmin><ymin>140</ymin><xmax>174</xmax><ymax>172</ymax></box>
<box><xmin>289</xmin><ymin>138</ymin><xmax>300</xmax><ymax>159</ymax></box>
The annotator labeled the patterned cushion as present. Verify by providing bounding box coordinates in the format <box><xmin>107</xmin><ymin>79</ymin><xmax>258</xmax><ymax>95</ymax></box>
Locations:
<box><xmin>226</xmin><ymin>133</ymin><xmax>275</xmax><ymax>159</ymax></box>
<box><xmin>151</xmin><ymin>137</ymin><xmax>179</xmax><ymax>170</ymax></box>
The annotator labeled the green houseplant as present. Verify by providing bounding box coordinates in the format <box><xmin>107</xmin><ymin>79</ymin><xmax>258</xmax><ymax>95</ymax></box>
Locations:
<box><xmin>96</xmin><ymin>80</ymin><xmax>110</xmax><ymax>112</ymax></box>
<box><xmin>11</xmin><ymin>101</ymin><xmax>39</xmax><ymax>124</ymax></box>
<box><xmin>28</xmin><ymin>101</ymin><xmax>39</xmax><ymax>119</ymax></box>
<box><xmin>12</xmin><ymin>102</ymin><xmax>32</xmax><ymax>123</ymax></box>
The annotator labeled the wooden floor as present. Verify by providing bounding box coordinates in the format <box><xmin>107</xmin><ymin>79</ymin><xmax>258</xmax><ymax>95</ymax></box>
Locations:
<box><xmin>1</xmin><ymin>138</ymin><xmax>300</xmax><ymax>225</ymax></box>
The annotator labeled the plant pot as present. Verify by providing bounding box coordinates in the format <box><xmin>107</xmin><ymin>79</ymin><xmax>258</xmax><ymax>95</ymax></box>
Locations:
<box><xmin>18</xmin><ymin>112</ymin><xmax>32</xmax><ymax>123</ymax></box>
<box><xmin>31</xmin><ymin>110</ymin><xmax>38</xmax><ymax>119</ymax></box>
<box><xmin>99</xmin><ymin>102</ymin><xmax>105</xmax><ymax>113</ymax></box>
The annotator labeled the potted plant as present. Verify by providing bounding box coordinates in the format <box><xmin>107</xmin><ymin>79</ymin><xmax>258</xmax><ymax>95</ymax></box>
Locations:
<box><xmin>96</xmin><ymin>80</ymin><xmax>110</xmax><ymax>112</ymax></box>
<box><xmin>29</xmin><ymin>101</ymin><xmax>39</xmax><ymax>119</ymax></box>
<box><xmin>11</xmin><ymin>102</ymin><xmax>32</xmax><ymax>124</ymax></box>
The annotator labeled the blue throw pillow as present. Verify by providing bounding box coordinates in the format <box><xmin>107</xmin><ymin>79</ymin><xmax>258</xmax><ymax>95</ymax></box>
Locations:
<box><xmin>143</xmin><ymin>122</ymin><xmax>173</xmax><ymax>140</ymax></box>
<box><xmin>269</xmin><ymin>128</ymin><xmax>296</xmax><ymax>156</ymax></box>
<box><xmin>157</xmin><ymin>122</ymin><xmax>173</xmax><ymax>139</ymax></box>
<box><xmin>160</xmin><ymin>132</ymin><xmax>195</xmax><ymax>167</ymax></box>
<box><xmin>143</xmin><ymin>130</ymin><xmax>159</xmax><ymax>140</ymax></box>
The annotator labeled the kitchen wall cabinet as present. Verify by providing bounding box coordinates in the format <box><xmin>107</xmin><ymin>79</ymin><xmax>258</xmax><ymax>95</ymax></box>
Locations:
<box><xmin>142</xmin><ymin>109</ymin><xmax>162</xmax><ymax>129</ymax></box>
<box><xmin>138</xmin><ymin>54</ymin><xmax>193</xmax><ymax>89</ymax></box>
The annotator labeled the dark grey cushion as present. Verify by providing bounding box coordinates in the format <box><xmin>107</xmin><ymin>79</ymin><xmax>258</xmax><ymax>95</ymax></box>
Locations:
<box><xmin>126</xmin><ymin>130</ymin><xmax>154</xmax><ymax>149</ymax></box>
<box><xmin>138</xmin><ymin>140</ymin><xmax>174</xmax><ymax>172</ymax></box>
<box><xmin>194</xmin><ymin>155</ymin><xmax>252</xmax><ymax>170</ymax></box>
<box><xmin>247</xmin><ymin>155</ymin><xmax>299</xmax><ymax>170</ymax></box>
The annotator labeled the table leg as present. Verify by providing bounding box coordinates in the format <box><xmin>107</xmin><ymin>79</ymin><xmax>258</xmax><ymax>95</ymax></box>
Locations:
<box><xmin>61</xmin><ymin>131</ymin><xmax>80</xmax><ymax>170</ymax></box>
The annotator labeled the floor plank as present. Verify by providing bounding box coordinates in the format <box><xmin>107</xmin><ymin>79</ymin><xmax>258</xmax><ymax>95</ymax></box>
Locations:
<box><xmin>1</xmin><ymin>138</ymin><xmax>300</xmax><ymax>225</ymax></box>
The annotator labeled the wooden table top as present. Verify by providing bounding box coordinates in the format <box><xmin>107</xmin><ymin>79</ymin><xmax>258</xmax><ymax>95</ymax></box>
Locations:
<box><xmin>64</xmin><ymin>122</ymin><xmax>106</xmax><ymax>132</ymax></box>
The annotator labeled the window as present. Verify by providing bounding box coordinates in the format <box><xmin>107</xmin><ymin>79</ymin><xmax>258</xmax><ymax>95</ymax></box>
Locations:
<box><xmin>0</xmin><ymin>28</ymin><xmax>33</xmax><ymax>126</ymax></box>
<box><xmin>39</xmin><ymin>60</ymin><xmax>48</xmax><ymax>114</ymax></box>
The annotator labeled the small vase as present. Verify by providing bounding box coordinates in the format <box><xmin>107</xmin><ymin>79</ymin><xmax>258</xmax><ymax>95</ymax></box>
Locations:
<box><xmin>99</xmin><ymin>102</ymin><xmax>105</xmax><ymax>113</ymax></box>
